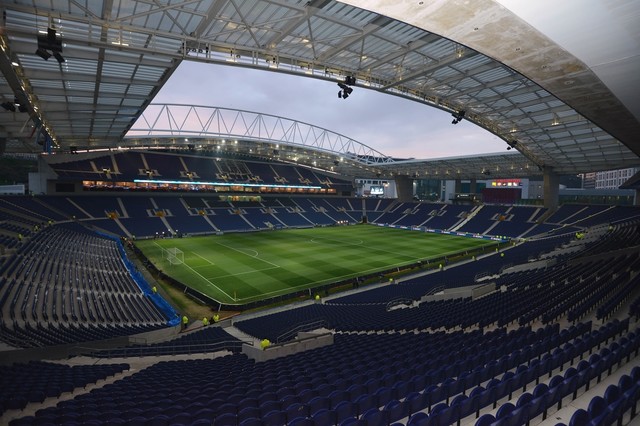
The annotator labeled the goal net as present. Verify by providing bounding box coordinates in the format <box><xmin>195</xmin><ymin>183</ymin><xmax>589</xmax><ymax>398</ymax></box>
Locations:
<box><xmin>162</xmin><ymin>247</ymin><xmax>184</xmax><ymax>265</ymax></box>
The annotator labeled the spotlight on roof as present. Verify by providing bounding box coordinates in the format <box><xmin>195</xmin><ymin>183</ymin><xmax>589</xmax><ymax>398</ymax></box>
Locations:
<box><xmin>35</xmin><ymin>47</ymin><xmax>52</xmax><ymax>60</ymax></box>
<box><xmin>1</xmin><ymin>102</ymin><xmax>16</xmax><ymax>112</ymax></box>
<box><xmin>53</xmin><ymin>52</ymin><xmax>65</xmax><ymax>63</ymax></box>
<box><xmin>2</xmin><ymin>97</ymin><xmax>29</xmax><ymax>113</ymax></box>
<box><xmin>337</xmin><ymin>77</ymin><xmax>355</xmax><ymax>99</ymax></box>
<box><xmin>36</xmin><ymin>27</ymin><xmax>64</xmax><ymax>62</ymax></box>
<box><xmin>14</xmin><ymin>97</ymin><xmax>28</xmax><ymax>113</ymax></box>
<box><xmin>451</xmin><ymin>110</ymin><xmax>466</xmax><ymax>124</ymax></box>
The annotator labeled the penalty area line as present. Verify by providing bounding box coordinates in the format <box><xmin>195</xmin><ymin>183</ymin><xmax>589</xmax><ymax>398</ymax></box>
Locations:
<box><xmin>191</xmin><ymin>251</ymin><xmax>215</xmax><ymax>266</ymax></box>
<box><xmin>210</xmin><ymin>266</ymin><xmax>280</xmax><ymax>280</ymax></box>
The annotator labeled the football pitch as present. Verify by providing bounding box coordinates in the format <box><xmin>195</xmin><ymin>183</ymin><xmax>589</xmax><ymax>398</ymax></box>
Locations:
<box><xmin>135</xmin><ymin>225</ymin><xmax>495</xmax><ymax>304</ymax></box>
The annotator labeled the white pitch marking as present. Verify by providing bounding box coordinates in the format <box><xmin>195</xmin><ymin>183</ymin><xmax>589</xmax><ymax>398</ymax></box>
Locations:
<box><xmin>192</xmin><ymin>251</ymin><xmax>215</xmax><ymax>266</ymax></box>
<box><xmin>153</xmin><ymin>242</ymin><xmax>234</xmax><ymax>300</ymax></box>
<box><xmin>214</xmin><ymin>241</ymin><xmax>280</xmax><ymax>268</ymax></box>
<box><xmin>206</xmin><ymin>266</ymin><xmax>280</xmax><ymax>280</ymax></box>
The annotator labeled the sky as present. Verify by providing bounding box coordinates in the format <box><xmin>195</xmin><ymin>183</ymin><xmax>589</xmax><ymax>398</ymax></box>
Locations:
<box><xmin>151</xmin><ymin>61</ymin><xmax>508</xmax><ymax>160</ymax></box>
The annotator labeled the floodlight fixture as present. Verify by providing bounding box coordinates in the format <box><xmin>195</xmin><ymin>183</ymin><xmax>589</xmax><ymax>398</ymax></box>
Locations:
<box><xmin>35</xmin><ymin>47</ymin><xmax>52</xmax><ymax>60</ymax></box>
<box><xmin>451</xmin><ymin>110</ymin><xmax>466</xmax><ymax>124</ymax></box>
<box><xmin>2</xmin><ymin>97</ymin><xmax>29</xmax><ymax>113</ymax></box>
<box><xmin>1</xmin><ymin>102</ymin><xmax>16</xmax><ymax>112</ymax></box>
<box><xmin>337</xmin><ymin>77</ymin><xmax>356</xmax><ymax>100</ymax></box>
<box><xmin>53</xmin><ymin>52</ymin><xmax>65</xmax><ymax>63</ymax></box>
<box><xmin>35</xmin><ymin>27</ymin><xmax>64</xmax><ymax>62</ymax></box>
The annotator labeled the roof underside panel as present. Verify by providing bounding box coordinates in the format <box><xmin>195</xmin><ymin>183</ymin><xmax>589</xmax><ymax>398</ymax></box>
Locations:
<box><xmin>0</xmin><ymin>0</ymin><xmax>637</xmax><ymax>177</ymax></box>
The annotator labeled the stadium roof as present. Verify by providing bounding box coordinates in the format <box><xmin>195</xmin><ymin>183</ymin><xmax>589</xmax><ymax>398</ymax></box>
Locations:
<box><xmin>125</xmin><ymin>103</ymin><xmax>540</xmax><ymax>179</ymax></box>
<box><xmin>1</xmin><ymin>0</ymin><xmax>639</xmax><ymax>179</ymax></box>
<box><xmin>619</xmin><ymin>170</ymin><xmax>640</xmax><ymax>191</ymax></box>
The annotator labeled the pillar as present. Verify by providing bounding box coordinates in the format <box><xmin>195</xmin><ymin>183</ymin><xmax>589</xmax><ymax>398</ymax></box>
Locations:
<box><xmin>469</xmin><ymin>178</ymin><xmax>477</xmax><ymax>194</ymax></box>
<box><xmin>543</xmin><ymin>166</ymin><xmax>559</xmax><ymax>211</ymax></box>
<box><xmin>454</xmin><ymin>179</ymin><xmax>462</xmax><ymax>195</ymax></box>
<box><xmin>394</xmin><ymin>175</ymin><xmax>414</xmax><ymax>202</ymax></box>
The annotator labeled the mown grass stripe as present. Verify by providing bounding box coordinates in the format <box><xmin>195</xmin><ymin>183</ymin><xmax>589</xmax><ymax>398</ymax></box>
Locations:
<box><xmin>137</xmin><ymin>225</ymin><xmax>493</xmax><ymax>304</ymax></box>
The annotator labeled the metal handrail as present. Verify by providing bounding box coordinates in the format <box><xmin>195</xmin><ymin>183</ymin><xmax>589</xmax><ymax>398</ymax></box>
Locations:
<box><xmin>85</xmin><ymin>339</ymin><xmax>250</xmax><ymax>358</ymax></box>
<box><xmin>385</xmin><ymin>297</ymin><xmax>413</xmax><ymax>311</ymax></box>
<box><xmin>276</xmin><ymin>319</ymin><xmax>327</xmax><ymax>343</ymax></box>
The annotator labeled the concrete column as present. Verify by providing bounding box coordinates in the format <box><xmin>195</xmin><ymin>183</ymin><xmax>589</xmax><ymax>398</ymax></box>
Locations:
<box><xmin>394</xmin><ymin>175</ymin><xmax>414</xmax><ymax>202</ymax></box>
<box><xmin>543</xmin><ymin>167</ymin><xmax>560</xmax><ymax>210</ymax></box>
<box><xmin>469</xmin><ymin>178</ymin><xmax>477</xmax><ymax>194</ymax></box>
<box><xmin>454</xmin><ymin>179</ymin><xmax>462</xmax><ymax>194</ymax></box>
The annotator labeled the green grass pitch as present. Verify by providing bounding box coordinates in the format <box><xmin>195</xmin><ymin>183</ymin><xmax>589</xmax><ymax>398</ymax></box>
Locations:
<box><xmin>135</xmin><ymin>225</ymin><xmax>494</xmax><ymax>304</ymax></box>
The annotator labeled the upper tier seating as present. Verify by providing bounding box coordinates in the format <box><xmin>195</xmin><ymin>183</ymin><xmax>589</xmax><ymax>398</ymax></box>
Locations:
<box><xmin>47</xmin><ymin>151</ymin><xmax>353</xmax><ymax>190</ymax></box>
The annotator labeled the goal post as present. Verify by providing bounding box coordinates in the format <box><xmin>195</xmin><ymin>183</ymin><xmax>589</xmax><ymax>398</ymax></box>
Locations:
<box><xmin>162</xmin><ymin>247</ymin><xmax>184</xmax><ymax>265</ymax></box>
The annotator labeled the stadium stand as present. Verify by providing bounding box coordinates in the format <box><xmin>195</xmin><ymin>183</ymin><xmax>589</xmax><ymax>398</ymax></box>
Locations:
<box><xmin>5</xmin><ymin>320</ymin><xmax>639</xmax><ymax>425</ymax></box>
<box><xmin>1</xmin><ymin>191</ymin><xmax>640</xmax><ymax>426</ymax></box>
<box><xmin>0</xmin><ymin>361</ymin><xmax>129</xmax><ymax>415</ymax></box>
<box><xmin>48</xmin><ymin>151</ymin><xmax>354</xmax><ymax>192</ymax></box>
<box><xmin>6</xmin><ymin>192</ymin><xmax>584</xmax><ymax>241</ymax></box>
<box><xmin>393</xmin><ymin>202</ymin><xmax>442</xmax><ymax>227</ymax></box>
<box><xmin>0</xmin><ymin>221</ymin><xmax>176</xmax><ymax>348</ymax></box>
<box><xmin>425</xmin><ymin>204</ymin><xmax>475</xmax><ymax>230</ymax></box>
<box><xmin>488</xmin><ymin>206</ymin><xmax>543</xmax><ymax>238</ymax></box>
<box><xmin>3</xmin><ymin>0</ymin><xmax>640</xmax><ymax>423</ymax></box>
<box><xmin>92</xmin><ymin>326</ymin><xmax>244</xmax><ymax>358</ymax></box>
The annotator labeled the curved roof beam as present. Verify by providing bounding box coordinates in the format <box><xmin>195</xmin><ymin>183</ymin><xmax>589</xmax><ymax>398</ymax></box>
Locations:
<box><xmin>127</xmin><ymin>103</ymin><xmax>395</xmax><ymax>166</ymax></box>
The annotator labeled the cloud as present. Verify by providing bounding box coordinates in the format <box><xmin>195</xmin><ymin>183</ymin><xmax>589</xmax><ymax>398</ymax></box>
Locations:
<box><xmin>151</xmin><ymin>61</ymin><xmax>507</xmax><ymax>158</ymax></box>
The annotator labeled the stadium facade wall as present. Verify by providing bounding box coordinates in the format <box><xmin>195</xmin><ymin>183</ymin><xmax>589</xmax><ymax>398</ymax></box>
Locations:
<box><xmin>0</xmin><ymin>184</ymin><xmax>25</xmax><ymax>195</ymax></box>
